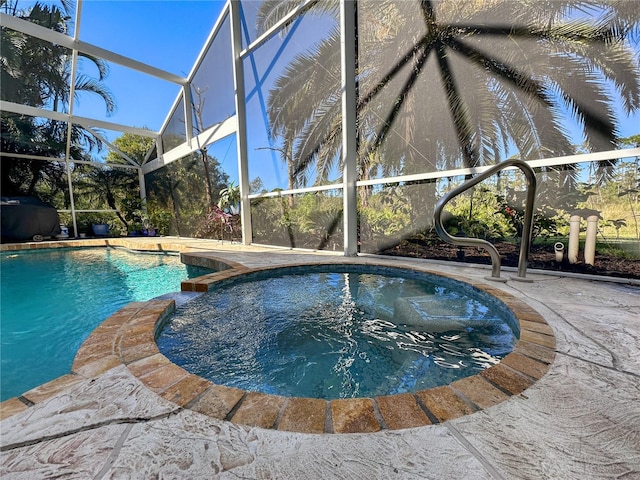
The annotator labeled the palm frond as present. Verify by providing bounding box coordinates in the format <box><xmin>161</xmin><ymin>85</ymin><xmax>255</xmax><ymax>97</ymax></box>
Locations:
<box><xmin>73</xmin><ymin>74</ymin><xmax>116</xmax><ymax>116</ymax></box>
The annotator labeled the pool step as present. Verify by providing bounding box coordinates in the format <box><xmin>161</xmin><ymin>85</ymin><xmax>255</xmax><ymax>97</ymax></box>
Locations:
<box><xmin>393</xmin><ymin>295</ymin><xmax>503</xmax><ymax>333</ymax></box>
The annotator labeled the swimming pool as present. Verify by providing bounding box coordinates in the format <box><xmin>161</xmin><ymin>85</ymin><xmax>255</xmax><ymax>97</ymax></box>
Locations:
<box><xmin>0</xmin><ymin>248</ymin><xmax>210</xmax><ymax>401</ymax></box>
<box><xmin>157</xmin><ymin>264</ymin><xmax>520</xmax><ymax>400</ymax></box>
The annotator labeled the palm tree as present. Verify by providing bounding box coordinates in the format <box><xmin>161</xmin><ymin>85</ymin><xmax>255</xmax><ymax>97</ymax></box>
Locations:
<box><xmin>73</xmin><ymin>165</ymin><xmax>136</xmax><ymax>227</ymax></box>
<box><xmin>1</xmin><ymin>1</ymin><xmax>116</xmax><ymax>196</ymax></box>
<box><xmin>256</xmin><ymin>0</ymin><xmax>640</xmax><ymax>187</ymax></box>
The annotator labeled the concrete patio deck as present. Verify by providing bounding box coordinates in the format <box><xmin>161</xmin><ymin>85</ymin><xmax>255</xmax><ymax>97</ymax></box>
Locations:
<box><xmin>1</xmin><ymin>238</ymin><xmax>639</xmax><ymax>479</ymax></box>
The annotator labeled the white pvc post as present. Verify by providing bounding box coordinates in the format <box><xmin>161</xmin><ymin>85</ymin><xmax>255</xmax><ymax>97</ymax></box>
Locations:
<box><xmin>554</xmin><ymin>242</ymin><xmax>564</xmax><ymax>263</ymax></box>
<box><xmin>584</xmin><ymin>215</ymin><xmax>598</xmax><ymax>265</ymax></box>
<box><xmin>568</xmin><ymin>215</ymin><xmax>581</xmax><ymax>264</ymax></box>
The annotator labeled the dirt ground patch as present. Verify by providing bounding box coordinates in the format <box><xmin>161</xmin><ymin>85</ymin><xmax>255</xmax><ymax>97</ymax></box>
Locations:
<box><xmin>379</xmin><ymin>236</ymin><xmax>640</xmax><ymax>280</ymax></box>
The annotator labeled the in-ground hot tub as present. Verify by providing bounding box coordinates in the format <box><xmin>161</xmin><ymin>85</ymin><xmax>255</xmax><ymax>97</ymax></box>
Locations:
<box><xmin>157</xmin><ymin>264</ymin><xmax>520</xmax><ymax>400</ymax></box>
<box><xmin>72</xmin><ymin>258</ymin><xmax>556</xmax><ymax>433</ymax></box>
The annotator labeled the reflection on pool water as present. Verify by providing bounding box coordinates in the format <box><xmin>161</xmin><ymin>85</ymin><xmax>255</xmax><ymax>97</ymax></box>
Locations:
<box><xmin>157</xmin><ymin>265</ymin><xmax>520</xmax><ymax>400</ymax></box>
<box><xmin>0</xmin><ymin>248</ymin><xmax>210</xmax><ymax>401</ymax></box>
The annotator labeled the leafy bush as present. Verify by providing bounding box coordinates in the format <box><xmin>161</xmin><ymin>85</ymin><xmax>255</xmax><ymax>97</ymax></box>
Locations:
<box><xmin>495</xmin><ymin>196</ymin><xmax>561</xmax><ymax>242</ymax></box>
<box><xmin>193</xmin><ymin>205</ymin><xmax>238</xmax><ymax>240</ymax></box>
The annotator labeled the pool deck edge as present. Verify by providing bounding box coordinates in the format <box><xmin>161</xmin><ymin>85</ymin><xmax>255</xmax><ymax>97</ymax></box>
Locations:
<box><xmin>1</xmin><ymin>251</ymin><xmax>556</xmax><ymax>434</ymax></box>
<box><xmin>2</xmin><ymin>238</ymin><xmax>639</xmax><ymax>479</ymax></box>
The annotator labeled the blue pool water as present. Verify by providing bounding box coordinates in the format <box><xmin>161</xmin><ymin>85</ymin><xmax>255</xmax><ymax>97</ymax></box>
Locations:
<box><xmin>0</xmin><ymin>248</ymin><xmax>210</xmax><ymax>401</ymax></box>
<box><xmin>157</xmin><ymin>265</ymin><xmax>519</xmax><ymax>400</ymax></box>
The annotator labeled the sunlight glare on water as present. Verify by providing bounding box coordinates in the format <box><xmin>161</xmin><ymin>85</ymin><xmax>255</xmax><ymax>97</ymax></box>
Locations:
<box><xmin>0</xmin><ymin>248</ymin><xmax>209</xmax><ymax>401</ymax></box>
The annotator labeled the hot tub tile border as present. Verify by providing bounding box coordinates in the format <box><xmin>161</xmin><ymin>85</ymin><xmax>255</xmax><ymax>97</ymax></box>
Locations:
<box><xmin>1</xmin><ymin>255</ymin><xmax>557</xmax><ymax>434</ymax></box>
<box><xmin>499</xmin><ymin>352</ymin><xmax>549</xmax><ymax>380</ymax></box>
<box><xmin>376</xmin><ymin>393</ymin><xmax>433</xmax><ymax>430</ymax></box>
<box><xmin>449</xmin><ymin>375</ymin><xmax>511</xmax><ymax>410</ymax></box>
<box><xmin>189</xmin><ymin>384</ymin><xmax>246</xmax><ymax>420</ymax></box>
<box><xmin>94</xmin><ymin>262</ymin><xmax>556</xmax><ymax>433</ymax></box>
<box><xmin>330</xmin><ymin>398</ymin><xmax>381</xmax><ymax>434</ymax></box>
<box><xmin>480</xmin><ymin>362</ymin><xmax>536</xmax><ymax>396</ymax></box>
<box><xmin>278</xmin><ymin>397</ymin><xmax>328</xmax><ymax>434</ymax></box>
<box><xmin>414</xmin><ymin>385</ymin><xmax>476</xmax><ymax>423</ymax></box>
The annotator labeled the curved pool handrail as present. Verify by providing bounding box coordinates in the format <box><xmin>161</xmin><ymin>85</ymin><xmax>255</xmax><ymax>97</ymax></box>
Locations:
<box><xmin>434</xmin><ymin>159</ymin><xmax>537</xmax><ymax>282</ymax></box>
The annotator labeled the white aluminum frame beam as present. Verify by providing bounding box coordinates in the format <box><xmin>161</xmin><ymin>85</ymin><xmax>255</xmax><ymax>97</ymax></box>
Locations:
<box><xmin>90</xmin><ymin>131</ymin><xmax>143</xmax><ymax>167</ymax></box>
<box><xmin>1</xmin><ymin>101</ymin><xmax>159</xmax><ymax>139</ymax></box>
<box><xmin>355</xmin><ymin>148</ymin><xmax>640</xmax><ymax>187</ymax></box>
<box><xmin>239</xmin><ymin>0</ymin><xmax>317</xmax><ymax>58</ymax></box>
<box><xmin>64</xmin><ymin>35</ymin><xmax>80</xmax><ymax>236</ymax></box>
<box><xmin>1</xmin><ymin>12</ymin><xmax>187</xmax><ymax>85</ymax></box>
<box><xmin>248</xmin><ymin>183</ymin><xmax>342</xmax><ymax>199</ymax></box>
<box><xmin>0</xmin><ymin>151</ymin><xmax>141</xmax><ymax>170</ymax></box>
<box><xmin>231</xmin><ymin>0</ymin><xmax>252</xmax><ymax>245</ymax></box>
<box><xmin>183</xmin><ymin>85</ymin><xmax>194</xmax><ymax>144</ymax></box>
<box><xmin>142</xmin><ymin>116</ymin><xmax>237</xmax><ymax>174</ymax></box>
<box><xmin>341</xmin><ymin>0</ymin><xmax>358</xmax><ymax>256</ymax></box>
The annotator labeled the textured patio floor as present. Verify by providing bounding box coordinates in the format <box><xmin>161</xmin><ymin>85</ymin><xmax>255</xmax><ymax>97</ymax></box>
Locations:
<box><xmin>1</xmin><ymin>238</ymin><xmax>639</xmax><ymax>479</ymax></box>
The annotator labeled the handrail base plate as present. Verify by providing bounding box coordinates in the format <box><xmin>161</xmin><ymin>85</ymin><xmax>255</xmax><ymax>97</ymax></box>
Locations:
<box><xmin>485</xmin><ymin>276</ymin><xmax>509</xmax><ymax>283</ymax></box>
<box><xmin>510</xmin><ymin>276</ymin><xmax>534</xmax><ymax>283</ymax></box>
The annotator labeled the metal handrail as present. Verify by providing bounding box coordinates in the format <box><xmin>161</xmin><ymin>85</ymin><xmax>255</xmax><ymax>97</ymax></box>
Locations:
<box><xmin>433</xmin><ymin>159</ymin><xmax>537</xmax><ymax>281</ymax></box>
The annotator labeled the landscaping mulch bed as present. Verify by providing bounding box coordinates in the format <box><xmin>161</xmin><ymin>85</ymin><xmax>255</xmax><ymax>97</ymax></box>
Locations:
<box><xmin>379</xmin><ymin>237</ymin><xmax>640</xmax><ymax>280</ymax></box>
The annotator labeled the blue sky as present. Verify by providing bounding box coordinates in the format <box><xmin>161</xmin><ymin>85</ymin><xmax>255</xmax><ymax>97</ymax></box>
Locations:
<box><xmin>75</xmin><ymin>1</ymin><xmax>226</xmax><ymax>133</ymax></box>
<box><xmin>70</xmin><ymin>1</ymin><xmax>240</xmax><ymax>181</ymax></box>
<box><xmin>68</xmin><ymin>0</ymin><xmax>249</xmax><ymax>183</ymax></box>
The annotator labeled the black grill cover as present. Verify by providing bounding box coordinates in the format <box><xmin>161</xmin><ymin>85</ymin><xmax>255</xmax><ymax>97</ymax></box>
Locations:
<box><xmin>1</xmin><ymin>196</ymin><xmax>61</xmax><ymax>242</ymax></box>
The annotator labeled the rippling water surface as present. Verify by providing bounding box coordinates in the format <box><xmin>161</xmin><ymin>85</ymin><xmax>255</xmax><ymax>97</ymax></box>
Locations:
<box><xmin>1</xmin><ymin>248</ymin><xmax>209</xmax><ymax>401</ymax></box>
<box><xmin>157</xmin><ymin>267</ymin><xmax>519</xmax><ymax>399</ymax></box>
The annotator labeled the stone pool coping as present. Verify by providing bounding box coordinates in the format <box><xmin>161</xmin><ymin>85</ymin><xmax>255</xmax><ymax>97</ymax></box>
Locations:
<box><xmin>1</xmin><ymin>240</ymin><xmax>556</xmax><ymax>433</ymax></box>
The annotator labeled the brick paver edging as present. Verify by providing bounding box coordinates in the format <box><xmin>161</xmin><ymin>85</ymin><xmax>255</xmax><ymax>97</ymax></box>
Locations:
<box><xmin>73</xmin><ymin>262</ymin><xmax>555</xmax><ymax>434</ymax></box>
<box><xmin>0</xmin><ymin>243</ymin><xmax>555</xmax><ymax>432</ymax></box>
<box><xmin>0</xmin><ymin>244</ymin><xmax>555</xmax><ymax>433</ymax></box>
